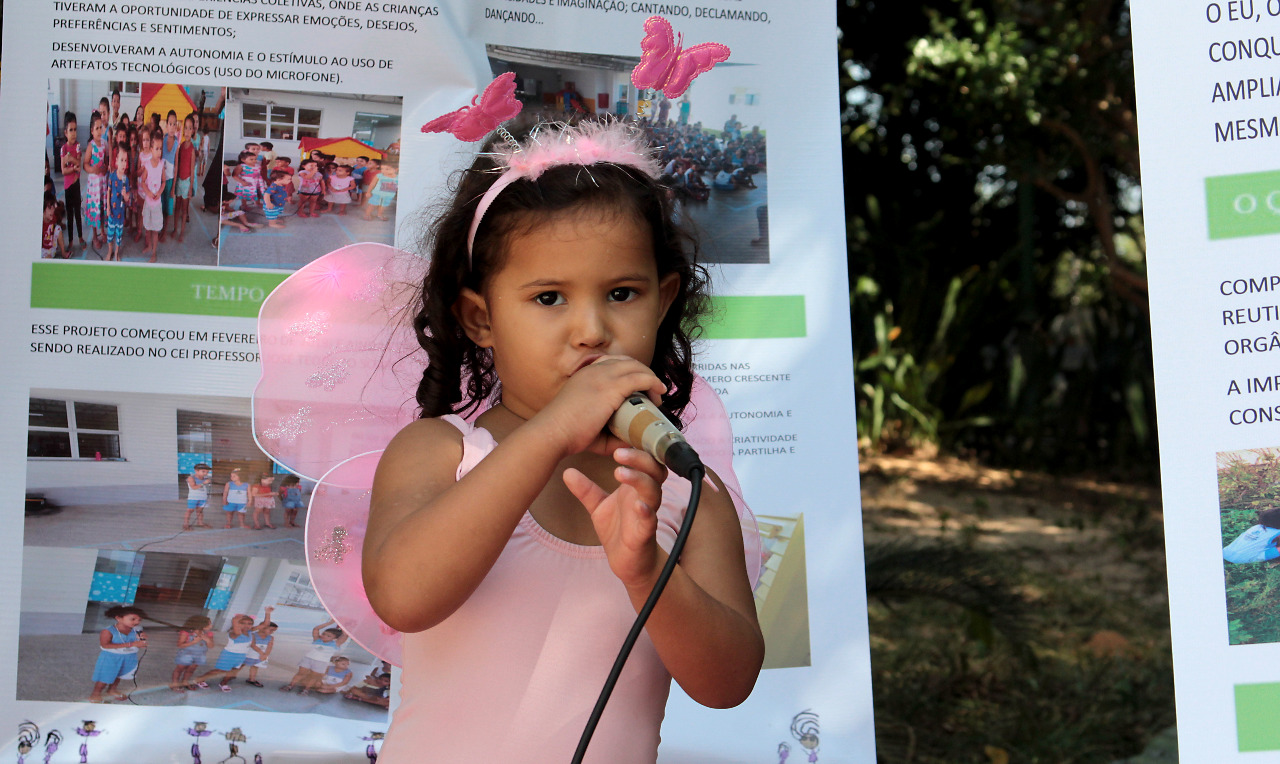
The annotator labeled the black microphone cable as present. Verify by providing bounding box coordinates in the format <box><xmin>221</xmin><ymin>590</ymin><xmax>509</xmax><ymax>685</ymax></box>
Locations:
<box><xmin>570</xmin><ymin>463</ymin><xmax>704</xmax><ymax>764</ymax></box>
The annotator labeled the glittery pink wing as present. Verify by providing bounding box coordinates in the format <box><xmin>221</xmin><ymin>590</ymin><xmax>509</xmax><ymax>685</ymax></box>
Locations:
<box><xmin>661</xmin><ymin>42</ymin><xmax>731</xmax><ymax>98</ymax></box>
<box><xmin>632</xmin><ymin>15</ymin><xmax>679</xmax><ymax>91</ymax></box>
<box><xmin>420</xmin><ymin>72</ymin><xmax>523</xmax><ymax>143</ymax></box>
<box><xmin>306</xmin><ymin>451</ymin><xmax>402</xmax><ymax>666</ymax></box>
<box><xmin>253</xmin><ymin>242</ymin><xmax>426</xmax><ymax>482</ymax></box>
<box><xmin>682</xmin><ymin>375</ymin><xmax>762</xmax><ymax>588</ymax></box>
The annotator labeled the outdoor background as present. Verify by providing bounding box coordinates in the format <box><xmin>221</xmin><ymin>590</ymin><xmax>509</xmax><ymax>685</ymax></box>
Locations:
<box><xmin>838</xmin><ymin>1</ymin><xmax>1176</xmax><ymax>763</ymax></box>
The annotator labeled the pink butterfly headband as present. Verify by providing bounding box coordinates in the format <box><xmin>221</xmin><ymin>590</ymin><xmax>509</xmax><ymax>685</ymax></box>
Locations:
<box><xmin>464</xmin><ymin>121</ymin><xmax>661</xmax><ymax>259</ymax></box>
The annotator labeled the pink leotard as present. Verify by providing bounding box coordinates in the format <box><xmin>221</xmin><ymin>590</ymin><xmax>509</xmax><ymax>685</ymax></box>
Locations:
<box><xmin>379</xmin><ymin>415</ymin><xmax>682</xmax><ymax>764</ymax></box>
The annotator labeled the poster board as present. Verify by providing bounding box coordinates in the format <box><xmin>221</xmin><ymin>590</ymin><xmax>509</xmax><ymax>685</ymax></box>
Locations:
<box><xmin>1132</xmin><ymin>0</ymin><xmax>1280</xmax><ymax>758</ymax></box>
<box><xmin>0</xmin><ymin>1</ymin><xmax>874</xmax><ymax>761</ymax></box>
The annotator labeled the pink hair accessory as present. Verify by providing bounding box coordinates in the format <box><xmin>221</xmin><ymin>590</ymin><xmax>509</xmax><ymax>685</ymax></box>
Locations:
<box><xmin>466</xmin><ymin>120</ymin><xmax>661</xmax><ymax>258</ymax></box>
<box><xmin>632</xmin><ymin>16</ymin><xmax>730</xmax><ymax>98</ymax></box>
<box><xmin>421</xmin><ymin>72</ymin><xmax>523</xmax><ymax>142</ymax></box>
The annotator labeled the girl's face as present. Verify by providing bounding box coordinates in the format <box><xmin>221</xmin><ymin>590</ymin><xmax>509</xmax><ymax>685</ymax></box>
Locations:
<box><xmin>117</xmin><ymin>613</ymin><xmax>142</xmax><ymax>629</ymax></box>
<box><xmin>115</xmin><ymin>152</ymin><xmax>129</xmax><ymax>173</ymax></box>
<box><xmin>259</xmin><ymin>476</ymin><xmax>271</xmax><ymax>485</ymax></box>
<box><xmin>140</xmin><ymin>133</ymin><xmax>151</xmax><ymax>153</ymax></box>
<box><xmin>44</xmin><ymin>203</ymin><xmax>56</xmax><ymax>221</ymax></box>
<box><xmin>91</xmin><ymin>121</ymin><xmax>104</xmax><ymax>141</ymax></box>
<box><xmin>336</xmin><ymin>166</ymin><xmax>350</xmax><ymax>176</ymax></box>
<box><xmin>380</xmin><ymin>165</ymin><xmax>397</xmax><ymax>179</ymax></box>
<box><xmin>230</xmin><ymin>471</ymin><xmax>241</xmax><ymax>482</ymax></box>
<box><xmin>456</xmin><ymin>207</ymin><xmax>678</xmax><ymax>420</ymax></box>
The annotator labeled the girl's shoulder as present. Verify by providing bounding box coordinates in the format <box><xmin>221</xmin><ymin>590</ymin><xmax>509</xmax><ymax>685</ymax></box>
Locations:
<box><xmin>377</xmin><ymin>416</ymin><xmax>472</xmax><ymax>485</ymax></box>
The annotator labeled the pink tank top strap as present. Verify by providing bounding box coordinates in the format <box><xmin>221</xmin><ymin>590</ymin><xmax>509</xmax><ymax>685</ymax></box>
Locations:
<box><xmin>438</xmin><ymin>414</ymin><xmax>498</xmax><ymax>480</ymax></box>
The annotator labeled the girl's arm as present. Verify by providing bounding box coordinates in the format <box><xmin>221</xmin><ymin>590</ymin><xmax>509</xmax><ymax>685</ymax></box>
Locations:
<box><xmin>311</xmin><ymin>619</ymin><xmax>334</xmax><ymax>640</ymax></box>
<box><xmin>364</xmin><ymin>355</ymin><xmax>668</xmax><ymax>633</ymax></box>
<box><xmin>97</xmin><ymin>628</ymin><xmax>115</xmax><ymax>648</ymax></box>
<box><xmin>177</xmin><ymin>630</ymin><xmax>198</xmax><ymax>649</ymax></box>
<box><xmin>186</xmin><ymin>475</ymin><xmax>197</xmax><ymax>489</ymax></box>
<box><xmin>566</xmin><ymin>454</ymin><xmax>764</xmax><ymax>708</ymax></box>
<box><xmin>223</xmin><ymin>482</ymin><xmax>231</xmax><ymax>501</ymax></box>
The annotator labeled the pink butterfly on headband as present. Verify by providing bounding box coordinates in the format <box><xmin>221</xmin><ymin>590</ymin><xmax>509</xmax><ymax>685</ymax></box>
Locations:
<box><xmin>631</xmin><ymin>16</ymin><xmax>730</xmax><ymax>99</ymax></box>
<box><xmin>421</xmin><ymin>72</ymin><xmax>523</xmax><ymax>142</ymax></box>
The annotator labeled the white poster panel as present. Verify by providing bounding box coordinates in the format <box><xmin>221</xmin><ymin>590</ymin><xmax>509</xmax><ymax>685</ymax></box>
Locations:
<box><xmin>0</xmin><ymin>0</ymin><xmax>873</xmax><ymax>761</ymax></box>
<box><xmin>1132</xmin><ymin>0</ymin><xmax>1280</xmax><ymax>759</ymax></box>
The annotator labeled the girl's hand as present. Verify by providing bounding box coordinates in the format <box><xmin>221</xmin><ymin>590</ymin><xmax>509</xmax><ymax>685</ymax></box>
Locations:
<box><xmin>531</xmin><ymin>356</ymin><xmax>666</xmax><ymax>459</ymax></box>
<box><xmin>563</xmin><ymin>447</ymin><xmax>666</xmax><ymax>588</ymax></box>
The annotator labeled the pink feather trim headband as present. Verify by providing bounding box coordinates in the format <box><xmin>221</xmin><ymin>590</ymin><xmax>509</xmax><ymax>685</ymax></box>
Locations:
<box><xmin>465</xmin><ymin>121</ymin><xmax>661</xmax><ymax>259</ymax></box>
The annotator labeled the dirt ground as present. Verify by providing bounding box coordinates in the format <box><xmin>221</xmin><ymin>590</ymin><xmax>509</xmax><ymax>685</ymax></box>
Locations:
<box><xmin>858</xmin><ymin>449</ymin><xmax>1177</xmax><ymax>764</ymax></box>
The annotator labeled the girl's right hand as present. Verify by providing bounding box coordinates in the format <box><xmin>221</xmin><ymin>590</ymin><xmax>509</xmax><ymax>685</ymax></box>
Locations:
<box><xmin>530</xmin><ymin>355</ymin><xmax>666</xmax><ymax>458</ymax></box>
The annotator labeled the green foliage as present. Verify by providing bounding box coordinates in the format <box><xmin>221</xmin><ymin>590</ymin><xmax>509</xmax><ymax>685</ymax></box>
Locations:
<box><xmin>840</xmin><ymin>0</ymin><xmax>1154</xmax><ymax>475</ymax></box>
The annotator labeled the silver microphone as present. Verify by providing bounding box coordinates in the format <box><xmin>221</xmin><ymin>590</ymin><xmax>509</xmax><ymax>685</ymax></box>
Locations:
<box><xmin>607</xmin><ymin>394</ymin><xmax>703</xmax><ymax>479</ymax></box>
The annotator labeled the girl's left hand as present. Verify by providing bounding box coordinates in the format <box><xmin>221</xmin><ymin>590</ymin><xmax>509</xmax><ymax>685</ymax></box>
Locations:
<box><xmin>563</xmin><ymin>447</ymin><xmax>665</xmax><ymax>588</ymax></box>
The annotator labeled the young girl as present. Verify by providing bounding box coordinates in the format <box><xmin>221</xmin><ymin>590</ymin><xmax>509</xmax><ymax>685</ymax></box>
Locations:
<box><xmin>171</xmin><ymin>615</ymin><xmax>214</xmax><ymax>691</ymax></box>
<box><xmin>362</xmin><ymin>121</ymin><xmax>763</xmax><ymax>762</ymax></box>
<box><xmin>238</xmin><ymin>608</ymin><xmax>277</xmax><ymax>688</ymax></box>
<box><xmin>105</xmin><ymin>150</ymin><xmax>131</xmax><ymax>261</ymax></box>
<box><xmin>81</xmin><ymin>112</ymin><xmax>109</xmax><ymax>250</ymax></box>
<box><xmin>294</xmin><ymin>159</ymin><xmax>325</xmax><ymax>217</ymax></box>
<box><xmin>194</xmin><ymin>613</ymin><xmax>255</xmax><ymax>690</ymax></box>
<box><xmin>361</xmin><ymin>160</ymin><xmax>397</xmax><ymax>222</ymax></box>
<box><xmin>323</xmin><ymin>163</ymin><xmax>355</xmax><ymax>214</ymax></box>
<box><xmin>279</xmin><ymin>474</ymin><xmax>304</xmax><ymax>527</ymax></box>
<box><xmin>140</xmin><ymin>128</ymin><xmax>166</xmax><ymax>262</ymax></box>
<box><xmin>311</xmin><ymin>656</ymin><xmax>353</xmax><ymax>694</ymax></box>
<box><xmin>1224</xmin><ymin>507</ymin><xmax>1280</xmax><ymax>563</ymax></box>
<box><xmin>171</xmin><ymin>115</ymin><xmax>197</xmax><ymax>243</ymax></box>
<box><xmin>222</xmin><ymin>468</ymin><xmax>250</xmax><ymax>528</ymax></box>
<box><xmin>88</xmin><ymin>605</ymin><xmax>147</xmax><ymax>702</ymax></box>
<box><xmin>41</xmin><ymin>193</ymin><xmax>68</xmax><ymax>259</ymax></box>
<box><xmin>281</xmin><ymin>618</ymin><xmax>348</xmax><ymax>693</ymax></box>
<box><xmin>250</xmin><ymin>473</ymin><xmax>276</xmax><ymax>529</ymax></box>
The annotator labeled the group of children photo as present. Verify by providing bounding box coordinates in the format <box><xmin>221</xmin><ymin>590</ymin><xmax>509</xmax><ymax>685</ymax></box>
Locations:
<box><xmin>183</xmin><ymin>465</ymin><xmax>306</xmax><ymax>532</ymax></box>
<box><xmin>44</xmin><ymin>83</ymin><xmax>222</xmax><ymax>264</ymax></box>
<box><xmin>88</xmin><ymin>603</ymin><xmax>386</xmax><ymax>711</ymax></box>
<box><xmin>215</xmin><ymin>141</ymin><xmax>399</xmax><ymax>242</ymax></box>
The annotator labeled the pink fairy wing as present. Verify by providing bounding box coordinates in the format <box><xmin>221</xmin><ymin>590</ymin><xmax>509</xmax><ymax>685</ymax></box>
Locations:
<box><xmin>306</xmin><ymin>451</ymin><xmax>403</xmax><ymax>666</ymax></box>
<box><xmin>253</xmin><ymin>243</ymin><xmax>426</xmax><ymax>482</ymax></box>
<box><xmin>632</xmin><ymin>15</ymin><xmax>678</xmax><ymax>91</ymax></box>
<box><xmin>420</xmin><ymin>73</ymin><xmax>523</xmax><ymax>143</ymax></box>
<box><xmin>683</xmin><ymin>374</ymin><xmax>763</xmax><ymax>587</ymax></box>
<box><xmin>661</xmin><ymin>42</ymin><xmax>731</xmax><ymax>98</ymax></box>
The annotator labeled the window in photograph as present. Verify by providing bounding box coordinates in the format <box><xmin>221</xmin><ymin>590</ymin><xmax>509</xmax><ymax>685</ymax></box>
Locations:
<box><xmin>109</xmin><ymin>81</ymin><xmax>141</xmax><ymax>95</ymax></box>
<box><xmin>28</xmin><ymin>397</ymin><xmax>123</xmax><ymax>460</ymax></box>
<box><xmin>280</xmin><ymin>569</ymin><xmax>324</xmax><ymax>609</ymax></box>
<box><xmin>242</xmin><ymin>102</ymin><xmax>322</xmax><ymax>141</ymax></box>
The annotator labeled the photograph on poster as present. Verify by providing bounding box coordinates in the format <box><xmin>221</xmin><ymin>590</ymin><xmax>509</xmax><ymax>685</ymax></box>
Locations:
<box><xmin>486</xmin><ymin>44</ymin><xmax>769</xmax><ymax>264</ymax></box>
<box><xmin>44</xmin><ymin>79</ymin><xmax>224</xmax><ymax>264</ymax></box>
<box><xmin>1218</xmin><ymin>447</ymin><xmax>1280</xmax><ymax>645</ymax></box>
<box><xmin>216</xmin><ymin>88</ymin><xmax>403</xmax><ymax>270</ymax></box>
<box><xmin>18</xmin><ymin>547</ymin><xmax>388</xmax><ymax>720</ymax></box>
<box><xmin>755</xmin><ymin>514</ymin><xmax>812</xmax><ymax>669</ymax></box>
<box><xmin>25</xmin><ymin>390</ymin><xmax>308</xmax><ymax>559</ymax></box>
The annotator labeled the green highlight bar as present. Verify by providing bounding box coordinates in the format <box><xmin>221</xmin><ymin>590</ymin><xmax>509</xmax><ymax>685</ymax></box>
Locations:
<box><xmin>31</xmin><ymin>262</ymin><xmax>288</xmax><ymax>317</ymax></box>
<box><xmin>1206</xmin><ymin>169</ymin><xmax>1280</xmax><ymax>240</ymax></box>
<box><xmin>1236</xmin><ymin>682</ymin><xmax>1280</xmax><ymax>751</ymax></box>
<box><xmin>703</xmin><ymin>295</ymin><xmax>806</xmax><ymax>339</ymax></box>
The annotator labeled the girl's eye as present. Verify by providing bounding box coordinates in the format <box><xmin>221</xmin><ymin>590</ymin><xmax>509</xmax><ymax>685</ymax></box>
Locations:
<box><xmin>534</xmin><ymin>292</ymin><xmax>565</xmax><ymax>306</ymax></box>
<box><xmin>609</xmin><ymin>287</ymin><xmax>638</xmax><ymax>302</ymax></box>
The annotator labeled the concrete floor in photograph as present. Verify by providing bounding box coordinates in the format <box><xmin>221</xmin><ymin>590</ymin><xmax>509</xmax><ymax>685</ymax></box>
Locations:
<box><xmin>24</xmin><ymin>500</ymin><xmax>305</xmax><ymax>559</ymax></box>
<box><xmin>216</xmin><ymin>201</ymin><xmax>397</xmax><ymax>270</ymax></box>
<box><xmin>683</xmin><ymin>171</ymin><xmax>768</xmax><ymax>264</ymax></box>
<box><xmin>17</xmin><ymin>625</ymin><xmax>386</xmax><ymax>722</ymax></box>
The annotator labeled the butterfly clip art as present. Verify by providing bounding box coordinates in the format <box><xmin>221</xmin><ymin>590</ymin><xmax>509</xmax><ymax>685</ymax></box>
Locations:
<box><xmin>631</xmin><ymin>16</ymin><xmax>730</xmax><ymax>99</ymax></box>
<box><xmin>421</xmin><ymin>72</ymin><xmax>523</xmax><ymax>142</ymax></box>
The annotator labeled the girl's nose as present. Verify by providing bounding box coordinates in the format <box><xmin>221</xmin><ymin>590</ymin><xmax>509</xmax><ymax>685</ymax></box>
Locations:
<box><xmin>572</xmin><ymin>304</ymin><xmax>611</xmax><ymax>348</ymax></box>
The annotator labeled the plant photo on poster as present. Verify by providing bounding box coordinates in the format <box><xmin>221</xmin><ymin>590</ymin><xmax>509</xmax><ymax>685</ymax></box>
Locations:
<box><xmin>217</xmin><ymin>88</ymin><xmax>403</xmax><ymax>269</ymax></box>
<box><xmin>18</xmin><ymin>547</ymin><xmax>389</xmax><ymax>721</ymax></box>
<box><xmin>1218</xmin><ymin>447</ymin><xmax>1280</xmax><ymax>645</ymax></box>
<box><xmin>43</xmin><ymin>79</ymin><xmax>224</xmax><ymax>265</ymax></box>
<box><xmin>485</xmin><ymin>44</ymin><xmax>769</xmax><ymax>264</ymax></box>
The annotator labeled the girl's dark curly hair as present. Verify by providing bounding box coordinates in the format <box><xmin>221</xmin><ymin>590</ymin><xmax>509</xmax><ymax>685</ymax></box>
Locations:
<box><xmin>413</xmin><ymin>119</ymin><xmax>710</xmax><ymax>427</ymax></box>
